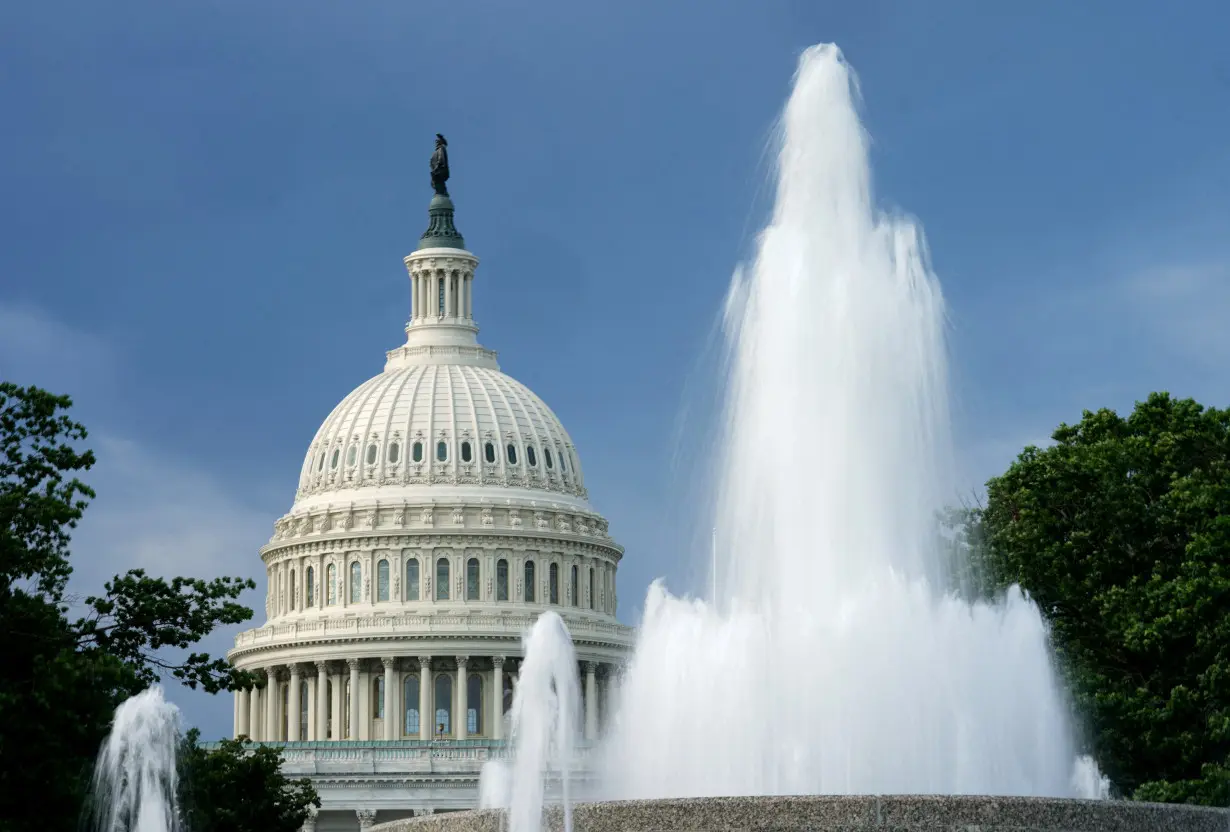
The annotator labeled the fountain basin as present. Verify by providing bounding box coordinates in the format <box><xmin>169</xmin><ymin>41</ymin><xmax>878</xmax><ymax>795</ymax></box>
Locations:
<box><xmin>371</xmin><ymin>795</ymin><xmax>1229</xmax><ymax>832</ymax></box>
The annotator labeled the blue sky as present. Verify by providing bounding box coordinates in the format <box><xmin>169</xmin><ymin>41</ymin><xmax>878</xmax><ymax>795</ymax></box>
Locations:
<box><xmin>3</xmin><ymin>1</ymin><xmax>1228</xmax><ymax>739</ymax></box>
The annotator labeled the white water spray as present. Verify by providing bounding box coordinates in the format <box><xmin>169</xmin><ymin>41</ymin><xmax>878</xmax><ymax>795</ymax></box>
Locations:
<box><xmin>501</xmin><ymin>41</ymin><xmax>1103</xmax><ymax>828</ymax></box>
<box><xmin>89</xmin><ymin>686</ymin><xmax>182</xmax><ymax>832</ymax></box>
<box><xmin>482</xmin><ymin>612</ymin><xmax>582</xmax><ymax>832</ymax></box>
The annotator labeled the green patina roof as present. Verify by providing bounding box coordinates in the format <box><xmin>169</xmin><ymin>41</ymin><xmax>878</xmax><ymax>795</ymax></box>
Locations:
<box><xmin>417</xmin><ymin>193</ymin><xmax>466</xmax><ymax>250</ymax></box>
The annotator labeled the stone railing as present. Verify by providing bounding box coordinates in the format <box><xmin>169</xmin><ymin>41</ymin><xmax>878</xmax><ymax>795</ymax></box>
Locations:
<box><xmin>231</xmin><ymin>611</ymin><xmax>635</xmax><ymax>651</ymax></box>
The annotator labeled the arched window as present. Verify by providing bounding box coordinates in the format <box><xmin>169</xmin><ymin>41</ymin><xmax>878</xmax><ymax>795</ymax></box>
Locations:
<box><xmin>467</xmin><ymin>673</ymin><xmax>483</xmax><ymax>735</ymax></box>
<box><xmin>406</xmin><ymin>558</ymin><xmax>420</xmax><ymax>601</ymax></box>
<box><xmin>349</xmin><ymin>561</ymin><xmax>362</xmax><ymax>604</ymax></box>
<box><xmin>496</xmin><ymin>559</ymin><xmax>509</xmax><ymax>601</ymax></box>
<box><xmin>344</xmin><ymin>677</ymin><xmax>352</xmax><ymax>738</ymax></box>
<box><xmin>404</xmin><ymin>675</ymin><xmax>420</xmax><ymax>736</ymax></box>
<box><xmin>306</xmin><ymin>565</ymin><xmax>315</xmax><ymax>607</ymax></box>
<box><xmin>524</xmin><ymin>561</ymin><xmax>536</xmax><ymax>603</ymax></box>
<box><xmin>317</xmin><ymin>452</ymin><xmax>325</xmax><ymax>471</ymax></box>
<box><xmin>412</xmin><ymin>441</ymin><xmax>423</xmax><ymax>463</ymax></box>
<box><xmin>461</xmin><ymin>441</ymin><xmax>472</xmax><ymax>462</ymax></box>
<box><xmin>366</xmin><ymin>443</ymin><xmax>378</xmax><ymax>465</ymax></box>
<box><xmin>326</xmin><ymin>564</ymin><xmax>337</xmax><ymax>605</ymax></box>
<box><xmin>436</xmin><ymin>558</ymin><xmax>450</xmax><ymax>601</ymax></box>
<box><xmin>289</xmin><ymin>570</ymin><xmax>296</xmax><ymax>611</ymax></box>
<box><xmin>373</xmin><ymin>676</ymin><xmax>385</xmax><ymax>721</ymax></box>
<box><xmin>570</xmin><ymin>564</ymin><xmax>578</xmax><ymax>607</ymax></box>
<box><xmin>377</xmin><ymin>559</ymin><xmax>390</xmax><ymax>602</ymax></box>
<box><xmin>560</xmin><ymin>450</ymin><xmax>567</xmax><ymax>472</ymax></box>
<box><xmin>299</xmin><ymin>680</ymin><xmax>310</xmax><ymax>740</ymax></box>
<box><xmin>346</xmin><ymin>445</ymin><xmax>357</xmax><ymax>467</ymax></box>
<box><xmin>545</xmin><ymin>448</ymin><xmax>554</xmax><ymax>469</ymax></box>
<box><xmin>503</xmin><ymin>672</ymin><xmax>514</xmax><ymax>715</ymax></box>
<box><xmin>330</xmin><ymin>449</ymin><xmax>339</xmax><ymax>469</ymax></box>
<box><xmin>388</xmin><ymin>441</ymin><xmax>400</xmax><ymax>463</ymax></box>
<box><xmin>506</xmin><ymin>443</ymin><xmax>518</xmax><ymax>465</ymax></box>
<box><xmin>436</xmin><ymin>441</ymin><xmax>448</xmax><ymax>462</ymax></box>
<box><xmin>484</xmin><ymin>442</ymin><xmax>496</xmax><ymax>463</ymax></box>
<box><xmin>434</xmin><ymin>673</ymin><xmax>453</xmax><ymax>737</ymax></box>
<box><xmin>527</xmin><ymin>446</ymin><xmax>537</xmax><ymax>467</ymax></box>
<box><xmin>466</xmin><ymin>558</ymin><xmax>480</xmax><ymax>600</ymax></box>
<box><xmin>549</xmin><ymin>563</ymin><xmax>559</xmax><ymax>604</ymax></box>
<box><xmin>588</xmin><ymin>567</ymin><xmax>594</xmax><ymax>609</ymax></box>
<box><xmin>281</xmin><ymin>684</ymin><xmax>289</xmax><ymax>741</ymax></box>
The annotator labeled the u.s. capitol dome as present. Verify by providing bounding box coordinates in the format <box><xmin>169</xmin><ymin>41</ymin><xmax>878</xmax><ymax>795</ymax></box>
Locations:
<box><xmin>227</xmin><ymin>142</ymin><xmax>632</xmax><ymax>829</ymax></box>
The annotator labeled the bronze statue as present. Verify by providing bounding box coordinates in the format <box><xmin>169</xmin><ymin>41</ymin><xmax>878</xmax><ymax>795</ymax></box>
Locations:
<box><xmin>430</xmin><ymin>133</ymin><xmax>450</xmax><ymax>196</ymax></box>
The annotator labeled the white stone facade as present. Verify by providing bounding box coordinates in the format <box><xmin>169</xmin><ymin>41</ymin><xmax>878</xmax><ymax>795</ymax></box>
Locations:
<box><xmin>227</xmin><ymin>201</ymin><xmax>632</xmax><ymax>830</ymax></box>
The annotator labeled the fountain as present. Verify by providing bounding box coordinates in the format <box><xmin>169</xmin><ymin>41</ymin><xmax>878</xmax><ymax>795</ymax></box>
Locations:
<box><xmin>373</xmin><ymin>42</ymin><xmax>1228</xmax><ymax>832</ymax></box>
<box><xmin>88</xmin><ymin>686</ymin><xmax>182</xmax><ymax>832</ymax></box>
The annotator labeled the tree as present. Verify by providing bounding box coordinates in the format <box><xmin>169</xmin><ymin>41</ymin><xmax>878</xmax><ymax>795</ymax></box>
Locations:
<box><xmin>0</xmin><ymin>383</ymin><xmax>261</xmax><ymax>832</ymax></box>
<box><xmin>178</xmin><ymin>729</ymin><xmax>320</xmax><ymax>832</ymax></box>
<box><xmin>975</xmin><ymin>392</ymin><xmax>1230</xmax><ymax>806</ymax></box>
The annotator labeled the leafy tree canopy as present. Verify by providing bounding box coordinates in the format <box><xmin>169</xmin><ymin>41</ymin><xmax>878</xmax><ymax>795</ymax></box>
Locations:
<box><xmin>0</xmin><ymin>382</ymin><xmax>261</xmax><ymax>832</ymax></box>
<box><xmin>178</xmin><ymin>729</ymin><xmax>320</xmax><ymax>832</ymax></box>
<box><xmin>973</xmin><ymin>392</ymin><xmax>1230</xmax><ymax>806</ymax></box>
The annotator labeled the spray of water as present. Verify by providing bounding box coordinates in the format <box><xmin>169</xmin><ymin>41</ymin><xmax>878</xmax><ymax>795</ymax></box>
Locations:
<box><xmin>494</xmin><ymin>41</ymin><xmax>1105</xmax><ymax>828</ymax></box>
<box><xmin>482</xmin><ymin>612</ymin><xmax>582</xmax><ymax>832</ymax></box>
<box><xmin>89</xmin><ymin>686</ymin><xmax>182</xmax><ymax>832</ymax></box>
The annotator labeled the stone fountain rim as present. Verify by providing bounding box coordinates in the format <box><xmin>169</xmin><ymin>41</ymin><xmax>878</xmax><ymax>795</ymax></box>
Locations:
<box><xmin>371</xmin><ymin>793</ymin><xmax>1230</xmax><ymax>832</ymax></box>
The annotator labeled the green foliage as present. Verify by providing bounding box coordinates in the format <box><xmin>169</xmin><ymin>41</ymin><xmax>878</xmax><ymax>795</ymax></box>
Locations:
<box><xmin>975</xmin><ymin>392</ymin><xmax>1230</xmax><ymax>806</ymax></box>
<box><xmin>0</xmin><ymin>382</ymin><xmax>261</xmax><ymax>832</ymax></box>
<box><xmin>178</xmin><ymin>729</ymin><xmax>320</xmax><ymax>832</ymax></box>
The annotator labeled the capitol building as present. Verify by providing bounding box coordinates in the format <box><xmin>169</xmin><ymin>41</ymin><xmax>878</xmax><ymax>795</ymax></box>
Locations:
<box><xmin>226</xmin><ymin>141</ymin><xmax>634</xmax><ymax>831</ymax></box>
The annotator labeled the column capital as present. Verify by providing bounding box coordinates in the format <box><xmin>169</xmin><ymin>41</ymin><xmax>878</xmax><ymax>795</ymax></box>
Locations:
<box><xmin>356</xmin><ymin>808</ymin><xmax>377</xmax><ymax>830</ymax></box>
<box><xmin>346</xmin><ymin>657</ymin><xmax>360</xmax><ymax>671</ymax></box>
<box><xmin>265</xmin><ymin>666</ymin><xmax>278</xmax><ymax>680</ymax></box>
<box><xmin>455</xmin><ymin>655</ymin><xmax>469</xmax><ymax>668</ymax></box>
<box><xmin>492</xmin><ymin>655</ymin><xmax>506</xmax><ymax>668</ymax></box>
<box><xmin>314</xmin><ymin>660</ymin><xmax>329</xmax><ymax>673</ymax></box>
<box><xmin>381</xmin><ymin>656</ymin><xmax>396</xmax><ymax>670</ymax></box>
<box><xmin>585</xmin><ymin>661</ymin><xmax>599</xmax><ymax>675</ymax></box>
<box><xmin>288</xmin><ymin>662</ymin><xmax>302</xmax><ymax>677</ymax></box>
<box><xmin>418</xmin><ymin>655</ymin><xmax>432</xmax><ymax>669</ymax></box>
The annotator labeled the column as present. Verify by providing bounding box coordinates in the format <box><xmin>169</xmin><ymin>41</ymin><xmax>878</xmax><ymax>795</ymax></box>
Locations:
<box><xmin>265</xmin><ymin>668</ymin><xmax>278</xmax><ymax>741</ymax></box>
<box><xmin>358</xmin><ymin>664</ymin><xmax>371</xmax><ymax>741</ymax></box>
<box><xmin>492</xmin><ymin>656</ymin><xmax>505</xmax><ymax>741</ymax></box>
<box><xmin>356</xmin><ymin>809</ymin><xmax>377</xmax><ymax>831</ymax></box>
<box><xmin>418</xmin><ymin>656</ymin><xmax>432</xmax><ymax>741</ymax></box>
<box><xmin>315</xmin><ymin>662</ymin><xmax>329</xmax><ymax>741</ymax></box>
<box><xmin>347</xmin><ymin>658</ymin><xmax>361</xmax><ymax>740</ymax></box>
<box><xmin>302</xmin><ymin>806</ymin><xmax>319</xmax><ymax>832</ymax></box>
<box><xmin>446</xmin><ymin>271</ymin><xmax>455</xmax><ymax>318</ymax></box>
<box><xmin>330</xmin><ymin>668</ymin><xmax>343</xmax><ymax>740</ymax></box>
<box><xmin>455</xmin><ymin>656</ymin><xmax>468</xmax><ymax>740</ymax></box>
<box><xmin>584</xmin><ymin>662</ymin><xmax>598</xmax><ymax>741</ymax></box>
<box><xmin>248</xmin><ymin>684</ymin><xmax>262</xmax><ymax>741</ymax></box>
<box><xmin>382</xmin><ymin>657</ymin><xmax>397</xmax><ymax>741</ymax></box>
<box><xmin>306</xmin><ymin>674</ymin><xmax>317</xmax><ymax>741</ymax></box>
<box><xmin>288</xmin><ymin>665</ymin><xmax>302</xmax><ymax>742</ymax></box>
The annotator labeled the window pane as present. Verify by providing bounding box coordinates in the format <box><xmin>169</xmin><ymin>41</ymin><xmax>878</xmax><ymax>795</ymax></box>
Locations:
<box><xmin>467</xmin><ymin>674</ymin><xmax>482</xmax><ymax>734</ymax></box>
<box><xmin>588</xmin><ymin>567</ymin><xmax>594</xmax><ymax>609</ymax></box>
<box><xmin>289</xmin><ymin>570</ymin><xmax>296</xmax><ymax>611</ymax></box>
<box><xmin>436</xmin><ymin>558</ymin><xmax>450</xmax><ymax>600</ymax></box>
<box><xmin>507</xmin><ymin>444</ymin><xmax>517</xmax><ymax>465</ymax></box>
<box><xmin>527</xmin><ymin>446</ymin><xmax>537</xmax><ymax>467</ymax></box>
<box><xmin>374</xmin><ymin>676</ymin><xmax>385</xmax><ymax>720</ymax></box>
<box><xmin>306</xmin><ymin>566</ymin><xmax>315</xmax><ymax>607</ymax></box>
<box><xmin>466</xmin><ymin>558</ymin><xmax>480</xmax><ymax>600</ymax></box>
<box><xmin>496</xmin><ymin>559</ymin><xmax>509</xmax><ymax>601</ymax></box>
<box><xmin>484</xmin><ymin>442</ymin><xmax>496</xmax><ymax>463</ymax></box>
<box><xmin>350</xmin><ymin>561</ymin><xmax>361</xmax><ymax>603</ymax></box>
<box><xmin>461</xmin><ymin>441</ymin><xmax>472</xmax><ymax>462</ymax></box>
<box><xmin>331</xmin><ymin>449</ymin><xmax>339</xmax><ymax>469</ymax></box>
<box><xmin>549</xmin><ymin>563</ymin><xmax>559</xmax><ymax>604</ymax></box>
<box><xmin>300</xmin><ymin>682</ymin><xmax>310</xmax><ymax>740</ymax></box>
<box><xmin>347</xmin><ymin>446</ymin><xmax>357</xmax><ymax>466</ymax></box>
<box><xmin>327</xmin><ymin>564</ymin><xmax>337</xmax><ymax>605</ymax></box>
<box><xmin>413</xmin><ymin>442</ymin><xmax>423</xmax><ymax>462</ymax></box>
<box><xmin>404</xmin><ymin>676</ymin><xmax>420</xmax><ymax>735</ymax></box>
<box><xmin>389</xmin><ymin>442</ymin><xmax>400</xmax><ymax>463</ymax></box>
<box><xmin>407</xmin><ymin>558</ymin><xmax>420</xmax><ymax>601</ymax></box>
<box><xmin>366</xmin><ymin>443</ymin><xmax>377</xmax><ymax>465</ymax></box>
<box><xmin>437</xmin><ymin>441</ymin><xmax>448</xmax><ymax>462</ymax></box>
<box><xmin>545</xmin><ymin>448</ymin><xmax>553</xmax><ymax>469</ymax></box>
<box><xmin>570</xmin><ymin>565</ymin><xmax>578</xmax><ymax>606</ymax></box>
<box><xmin>435</xmin><ymin>674</ymin><xmax>452</xmax><ymax>736</ymax></box>
<box><xmin>524</xmin><ymin>561</ymin><xmax>536</xmax><ymax>603</ymax></box>
<box><xmin>377</xmin><ymin>559</ymin><xmax>390</xmax><ymax>602</ymax></box>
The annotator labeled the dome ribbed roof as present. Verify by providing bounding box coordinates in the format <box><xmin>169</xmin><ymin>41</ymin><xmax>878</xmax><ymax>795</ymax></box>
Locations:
<box><xmin>295</xmin><ymin>364</ymin><xmax>586</xmax><ymax>503</ymax></box>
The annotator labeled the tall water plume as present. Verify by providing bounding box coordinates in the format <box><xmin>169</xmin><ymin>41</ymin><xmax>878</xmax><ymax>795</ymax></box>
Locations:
<box><xmin>89</xmin><ymin>686</ymin><xmax>182</xmax><ymax>832</ymax></box>
<box><xmin>589</xmin><ymin>43</ymin><xmax>1096</xmax><ymax>799</ymax></box>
